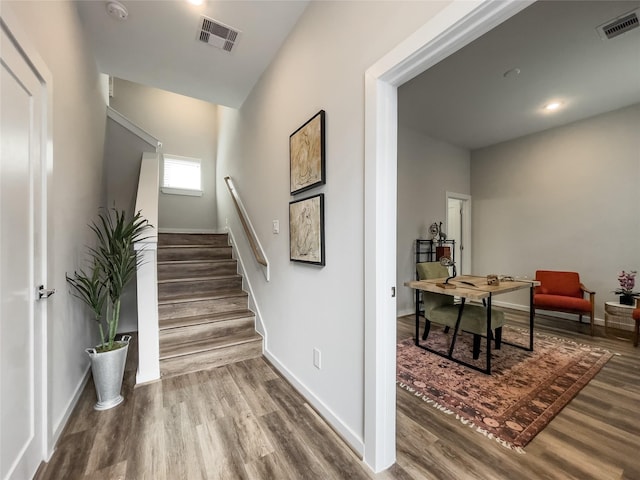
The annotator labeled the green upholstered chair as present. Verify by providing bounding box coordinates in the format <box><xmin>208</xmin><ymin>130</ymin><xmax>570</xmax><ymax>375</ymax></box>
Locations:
<box><xmin>416</xmin><ymin>262</ymin><xmax>505</xmax><ymax>359</ymax></box>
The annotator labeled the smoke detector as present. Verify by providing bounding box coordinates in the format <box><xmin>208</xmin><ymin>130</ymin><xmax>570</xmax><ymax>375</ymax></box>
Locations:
<box><xmin>106</xmin><ymin>1</ymin><xmax>128</xmax><ymax>21</ymax></box>
<box><xmin>596</xmin><ymin>8</ymin><xmax>639</xmax><ymax>40</ymax></box>
<box><xmin>197</xmin><ymin>16</ymin><xmax>240</xmax><ymax>52</ymax></box>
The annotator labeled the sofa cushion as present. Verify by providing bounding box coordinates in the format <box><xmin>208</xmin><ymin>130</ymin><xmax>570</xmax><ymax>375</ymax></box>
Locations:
<box><xmin>534</xmin><ymin>294</ymin><xmax>591</xmax><ymax>313</ymax></box>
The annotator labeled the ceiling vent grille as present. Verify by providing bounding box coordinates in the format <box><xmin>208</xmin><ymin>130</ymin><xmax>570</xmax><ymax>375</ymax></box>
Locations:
<box><xmin>198</xmin><ymin>16</ymin><xmax>240</xmax><ymax>52</ymax></box>
<box><xmin>597</xmin><ymin>9</ymin><xmax>640</xmax><ymax>39</ymax></box>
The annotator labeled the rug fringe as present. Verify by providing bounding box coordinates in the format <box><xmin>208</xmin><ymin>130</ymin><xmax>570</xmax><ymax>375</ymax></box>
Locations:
<box><xmin>397</xmin><ymin>381</ymin><xmax>526</xmax><ymax>454</ymax></box>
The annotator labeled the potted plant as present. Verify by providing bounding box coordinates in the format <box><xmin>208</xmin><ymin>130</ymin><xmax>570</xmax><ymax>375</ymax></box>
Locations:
<box><xmin>615</xmin><ymin>270</ymin><xmax>639</xmax><ymax>306</ymax></box>
<box><xmin>66</xmin><ymin>208</ymin><xmax>151</xmax><ymax>410</ymax></box>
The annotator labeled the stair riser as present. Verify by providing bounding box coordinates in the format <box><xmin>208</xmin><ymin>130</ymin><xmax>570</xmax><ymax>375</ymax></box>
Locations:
<box><xmin>158</xmin><ymin>277</ymin><xmax>243</xmax><ymax>300</ymax></box>
<box><xmin>160</xmin><ymin>317</ymin><xmax>256</xmax><ymax>350</ymax></box>
<box><xmin>158</xmin><ymin>233</ymin><xmax>229</xmax><ymax>247</ymax></box>
<box><xmin>157</xmin><ymin>261</ymin><xmax>237</xmax><ymax>280</ymax></box>
<box><xmin>157</xmin><ymin>246</ymin><xmax>232</xmax><ymax>262</ymax></box>
<box><xmin>159</xmin><ymin>295</ymin><xmax>248</xmax><ymax>321</ymax></box>
<box><xmin>160</xmin><ymin>340</ymin><xmax>262</xmax><ymax>379</ymax></box>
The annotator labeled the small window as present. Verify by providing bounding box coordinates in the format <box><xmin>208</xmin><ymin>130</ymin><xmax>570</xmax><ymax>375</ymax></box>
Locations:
<box><xmin>161</xmin><ymin>154</ymin><xmax>202</xmax><ymax>196</ymax></box>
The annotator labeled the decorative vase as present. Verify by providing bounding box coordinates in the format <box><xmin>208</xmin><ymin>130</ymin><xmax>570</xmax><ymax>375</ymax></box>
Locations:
<box><xmin>619</xmin><ymin>294</ymin><xmax>634</xmax><ymax>306</ymax></box>
<box><xmin>86</xmin><ymin>335</ymin><xmax>131</xmax><ymax>410</ymax></box>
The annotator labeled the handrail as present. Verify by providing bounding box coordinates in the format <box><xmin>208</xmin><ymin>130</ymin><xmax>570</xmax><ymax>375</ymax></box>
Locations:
<box><xmin>224</xmin><ymin>176</ymin><xmax>268</xmax><ymax>268</ymax></box>
<box><xmin>134</xmin><ymin>152</ymin><xmax>160</xmax><ymax>384</ymax></box>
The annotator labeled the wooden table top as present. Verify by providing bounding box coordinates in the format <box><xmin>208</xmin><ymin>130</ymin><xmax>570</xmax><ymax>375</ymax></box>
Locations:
<box><xmin>404</xmin><ymin>275</ymin><xmax>540</xmax><ymax>300</ymax></box>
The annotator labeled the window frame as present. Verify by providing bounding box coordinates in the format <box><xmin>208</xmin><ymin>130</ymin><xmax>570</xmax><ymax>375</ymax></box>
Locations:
<box><xmin>161</xmin><ymin>154</ymin><xmax>203</xmax><ymax>197</ymax></box>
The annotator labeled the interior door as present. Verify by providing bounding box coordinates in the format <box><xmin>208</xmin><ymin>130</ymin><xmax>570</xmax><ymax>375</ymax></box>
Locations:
<box><xmin>1</xmin><ymin>21</ymin><xmax>47</xmax><ymax>480</ymax></box>
<box><xmin>446</xmin><ymin>193</ymin><xmax>471</xmax><ymax>275</ymax></box>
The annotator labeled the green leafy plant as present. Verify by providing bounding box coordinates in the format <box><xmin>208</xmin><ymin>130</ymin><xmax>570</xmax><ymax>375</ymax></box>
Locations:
<box><xmin>66</xmin><ymin>209</ymin><xmax>152</xmax><ymax>352</ymax></box>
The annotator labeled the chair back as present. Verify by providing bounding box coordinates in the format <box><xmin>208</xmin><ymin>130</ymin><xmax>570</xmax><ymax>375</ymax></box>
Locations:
<box><xmin>535</xmin><ymin>270</ymin><xmax>582</xmax><ymax>298</ymax></box>
<box><xmin>416</xmin><ymin>262</ymin><xmax>453</xmax><ymax>314</ymax></box>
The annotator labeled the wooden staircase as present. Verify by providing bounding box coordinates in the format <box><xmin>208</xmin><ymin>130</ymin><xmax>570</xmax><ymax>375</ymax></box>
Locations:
<box><xmin>157</xmin><ymin>233</ymin><xmax>262</xmax><ymax>378</ymax></box>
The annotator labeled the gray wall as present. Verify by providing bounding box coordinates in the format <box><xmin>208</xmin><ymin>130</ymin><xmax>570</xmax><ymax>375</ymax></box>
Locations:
<box><xmin>397</xmin><ymin>125</ymin><xmax>470</xmax><ymax>315</ymax></box>
<box><xmin>110</xmin><ymin>78</ymin><xmax>218</xmax><ymax>231</ymax></box>
<box><xmin>4</xmin><ymin>0</ymin><xmax>108</xmax><ymax>449</ymax></box>
<box><xmin>215</xmin><ymin>0</ymin><xmax>452</xmax><ymax>452</ymax></box>
<box><xmin>471</xmin><ymin>104</ymin><xmax>640</xmax><ymax>318</ymax></box>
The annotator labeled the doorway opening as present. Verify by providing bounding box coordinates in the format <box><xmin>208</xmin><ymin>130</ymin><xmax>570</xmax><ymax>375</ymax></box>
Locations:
<box><xmin>446</xmin><ymin>192</ymin><xmax>471</xmax><ymax>275</ymax></box>
<box><xmin>363</xmin><ymin>0</ymin><xmax>533</xmax><ymax>472</ymax></box>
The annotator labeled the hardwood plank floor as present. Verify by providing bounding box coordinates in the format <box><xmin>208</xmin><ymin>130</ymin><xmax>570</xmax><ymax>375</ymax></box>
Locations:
<box><xmin>36</xmin><ymin>309</ymin><xmax>639</xmax><ymax>479</ymax></box>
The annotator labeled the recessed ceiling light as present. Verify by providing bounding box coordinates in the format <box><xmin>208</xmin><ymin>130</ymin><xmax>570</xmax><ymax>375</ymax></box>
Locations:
<box><xmin>544</xmin><ymin>102</ymin><xmax>562</xmax><ymax>111</ymax></box>
<box><xmin>187</xmin><ymin>0</ymin><xmax>204</xmax><ymax>5</ymax></box>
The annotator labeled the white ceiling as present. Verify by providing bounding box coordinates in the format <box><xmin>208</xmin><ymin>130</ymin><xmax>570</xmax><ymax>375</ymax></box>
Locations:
<box><xmin>75</xmin><ymin>0</ymin><xmax>309</xmax><ymax>108</ymax></box>
<box><xmin>399</xmin><ymin>0</ymin><xmax>640</xmax><ymax>150</ymax></box>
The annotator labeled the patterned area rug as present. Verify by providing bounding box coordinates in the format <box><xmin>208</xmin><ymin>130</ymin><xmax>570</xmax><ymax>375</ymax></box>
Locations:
<box><xmin>396</xmin><ymin>326</ymin><xmax>613</xmax><ymax>452</ymax></box>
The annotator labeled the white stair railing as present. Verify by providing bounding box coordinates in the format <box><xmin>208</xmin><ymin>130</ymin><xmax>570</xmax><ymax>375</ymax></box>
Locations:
<box><xmin>134</xmin><ymin>152</ymin><xmax>160</xmax><ymax>384</ymax></box>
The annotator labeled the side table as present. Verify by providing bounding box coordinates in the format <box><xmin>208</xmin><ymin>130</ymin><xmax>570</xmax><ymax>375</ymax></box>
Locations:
<box><xmin>604</xmin><ymin>301</ymin><xmax>639</xmax><ymax>347</ymax></box>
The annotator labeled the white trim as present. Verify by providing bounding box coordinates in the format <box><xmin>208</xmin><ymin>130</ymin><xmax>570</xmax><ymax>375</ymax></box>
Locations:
<box><xmin>107</xmin><ymin>106</ymin><xmax>162</xmax><ymax>151</ymax></box>
<box><xmin>226</xmin><ymin>226</ymin><xmax>266</xmax><ymax>338</ymax></box>
<box><xmin>263</xmin><ymin>348</ymin><xmax>364</xmax><ymax>456</ymax></box>
<box><xmin>363</xmin><ymin>0</ymin><xmax>534</xmax><ymax>472</ymax></box>
<box><xmin>160</xmin><ymin>187</ymin><xmax>203</xmax><ymax>197</ymax></box>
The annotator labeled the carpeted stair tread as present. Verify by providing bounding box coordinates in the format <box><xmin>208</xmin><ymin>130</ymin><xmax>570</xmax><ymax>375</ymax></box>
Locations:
<box><xmin>160</xmin><ymin>330</ymin><xmax>262</xmax><ymax>360</ymax></box>
<box><xmin>159</xmin><ymin>309</ymin><xmax>255</xmax><ymax>331</ymax></box>
<box><xmin>158</xmin><ymin>290</ymin><xmax>247</xmax><ymax>305</ymax></box>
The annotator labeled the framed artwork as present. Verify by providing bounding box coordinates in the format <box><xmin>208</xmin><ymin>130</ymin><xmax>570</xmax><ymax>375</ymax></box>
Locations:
<box><xmin>289</xmin><ymin>194</ymin><xmax>325</xmax><ymax>266</ymax></box>
<box><xmin>290</xmin><ymin>110</ymin><xmax>325</xmax><ymax>195</ymax></box>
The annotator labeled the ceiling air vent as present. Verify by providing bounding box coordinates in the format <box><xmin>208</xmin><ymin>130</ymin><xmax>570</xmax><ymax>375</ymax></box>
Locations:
<box><xmin>597</xmin><ymin>9</ymin><xmax>640</xmax><ymax>40</ymax></box>
<box><xmin>198</xmin><ymin>16</ymin><xmax>240</xmax><ymax>52</ymax></box>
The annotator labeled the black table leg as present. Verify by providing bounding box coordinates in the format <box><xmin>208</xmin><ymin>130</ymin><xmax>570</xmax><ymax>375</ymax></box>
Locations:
<box><xmin>529</xmin><ymin>285</ymin><xmax>534</xmax><ymax>350</ymax></box>
<box><xmin>415</xmin><ymin>288</ymin><xmax>420</xmax><ymax>346</ymax></box>
<box><xmin>486</xmin><ymin>295</ymin><xmax>492</xmax><ymax>374</ymax></box>
<box><xmin>448</xmin><ymin>298</ymin><xmax>466</xmax><ymax>357</ymax></box>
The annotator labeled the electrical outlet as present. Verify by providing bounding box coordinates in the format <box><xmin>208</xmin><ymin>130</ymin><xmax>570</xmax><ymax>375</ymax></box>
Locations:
<box><xmin>313</xmin><ymin>348</ymin><xmax>321</xmax><ymax>369</ymax></box>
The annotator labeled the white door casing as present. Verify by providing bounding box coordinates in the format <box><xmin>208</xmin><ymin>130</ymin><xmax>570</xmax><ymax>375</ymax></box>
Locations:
<box><xmin>363</xmin><ymin>0</ymin><xmax>533</xmax><ymax>472</ymax></box>
<box><xmin>0</xmin><ymin>13</ymin><xmax>50</xmax><ymax>480</ymax></box>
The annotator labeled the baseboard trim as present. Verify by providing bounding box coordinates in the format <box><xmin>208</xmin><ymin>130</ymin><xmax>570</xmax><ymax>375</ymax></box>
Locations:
<box><xmin>157</xmin><ymin>227</ymin><xmax>225</xmax><ymax>234</ymax></box>
<box><xmin>48</xmin><ymin>365</ymin><xmax>91</xmax><ymax>460</ymax></box>
<box><xmin>263</xmin><ymin>348</ymin><xmax>364</xmax><ymax>457</ymax></box>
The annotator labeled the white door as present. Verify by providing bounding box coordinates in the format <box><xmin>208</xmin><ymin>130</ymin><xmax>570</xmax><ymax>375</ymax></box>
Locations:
<box><xmin>446</xmin><ymin>193</ymin><xmax>471</xmax><ymax>274</ymax></box>
<box><xmin>1</xmin><ymin>21</ymin><xmax>48</xmax><ymax>480</ymax></box>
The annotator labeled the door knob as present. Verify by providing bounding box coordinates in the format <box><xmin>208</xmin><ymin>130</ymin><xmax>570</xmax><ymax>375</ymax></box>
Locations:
<box><xmin>38</xmin><ymin>285</ymin><xmax>56</xmax><ymax>299</ymax></box>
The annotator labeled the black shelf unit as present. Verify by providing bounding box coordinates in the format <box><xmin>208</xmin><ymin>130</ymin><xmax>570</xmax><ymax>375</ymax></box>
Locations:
<box><xmin>415</xmin><ymin>239</ymin><xmax>456</xmax><ymax>276</ymax></box>
<box><xmin>414</xmin><ymin>239</ymin><xmax>456</xmax><ymax>318</ymax></box>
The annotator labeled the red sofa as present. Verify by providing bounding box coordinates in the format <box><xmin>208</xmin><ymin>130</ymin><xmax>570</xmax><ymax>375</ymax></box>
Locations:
<box><xmin>534</xmin><ymin>270</ymin><xmax>595</xmax><ymax>335</ymax></box>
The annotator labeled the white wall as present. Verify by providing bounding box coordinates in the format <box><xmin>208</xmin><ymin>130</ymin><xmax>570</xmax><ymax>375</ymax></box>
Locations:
<box><xmin>396</xmin><ymin>125</ymin><xmax>470</xmax><ymax>315</ymax></box>
<box><xmin>3</xmin><ymin>0</ymin><xmax>108</xmax><ymax>451</ymax></box>
<box><xmin>110</xmin><ymin>78</ymin><xmax>218</xmax><ymax>231</ymax></box>
<box><xmin>471</xmin><ymin>104</ymin><xmax>640</xmax><ymax>319</ymax></box>
<box><xmin>216</xmin><ymin>0</ymin><xmax>451</xmax><ymax>453</ymax></box>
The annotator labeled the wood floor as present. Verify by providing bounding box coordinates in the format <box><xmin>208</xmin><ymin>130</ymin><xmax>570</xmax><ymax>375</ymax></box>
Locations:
<box><xmin>36</xmin><ymin>309</ymin><xmax>639</xmax><ymax>480</ymax></box>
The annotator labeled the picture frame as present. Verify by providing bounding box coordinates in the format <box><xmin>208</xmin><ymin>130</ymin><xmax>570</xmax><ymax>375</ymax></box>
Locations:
<box><xmin>290</xmin><ymin>110</ymin><xmax>325</xmax><ymax>195</ymax></box>
<box><xmin>289</xmin><ymin>193</ymin><xmax>325</xmax><ymax>266</ymax></box>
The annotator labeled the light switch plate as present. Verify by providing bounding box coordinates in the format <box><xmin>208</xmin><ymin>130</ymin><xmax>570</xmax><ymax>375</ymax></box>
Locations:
<box><xmin>272</xmin><ymin>220</ymin><xmax>280</xmax><ymax>234</ymax></box>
